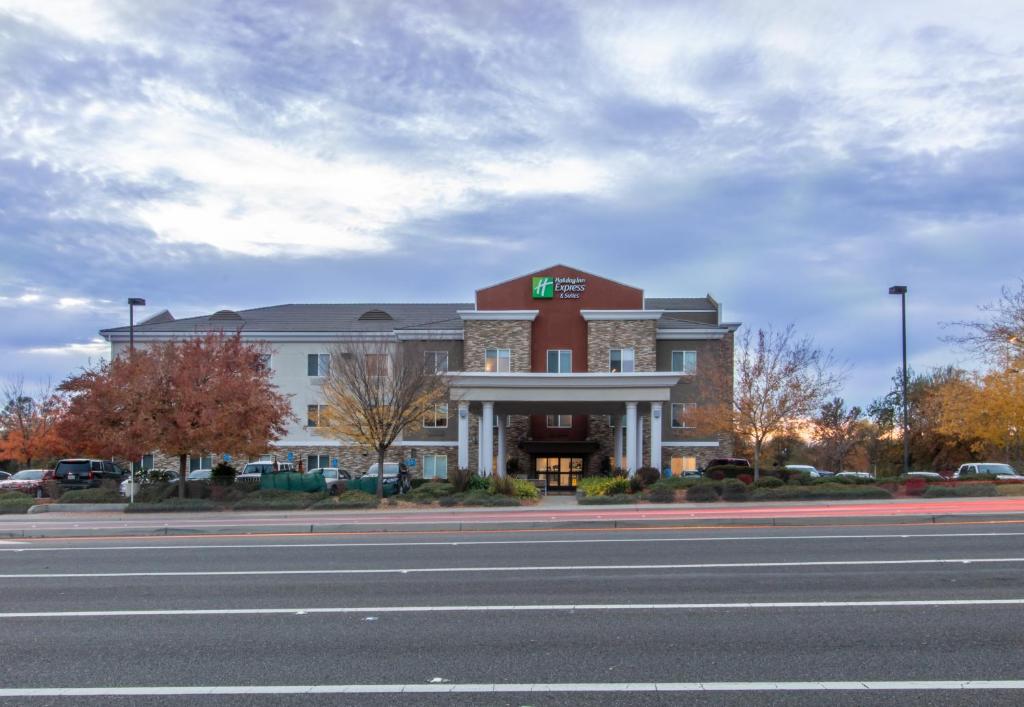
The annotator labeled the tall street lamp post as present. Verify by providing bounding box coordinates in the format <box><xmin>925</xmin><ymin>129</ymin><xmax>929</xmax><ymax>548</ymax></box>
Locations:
<box><xmin>889</xmin><ymin>285</ymin><xmax>909</xmax><ymax>475</ymax></box>
<box><xmin>128</xmin><ymin>297</ymin><xmax>146</xmax><ymax>356</ymax></box>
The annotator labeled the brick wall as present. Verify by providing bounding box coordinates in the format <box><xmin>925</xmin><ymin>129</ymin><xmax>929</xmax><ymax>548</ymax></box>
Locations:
<box><xmin>586</xmin><ymin>320</ymin><xmax>657</xmax><ymax>372</ymax></box>
<box><xmin>463</xmin><ymin>320</ymin><xmax>532</xmax><ymax>372</ymax></box>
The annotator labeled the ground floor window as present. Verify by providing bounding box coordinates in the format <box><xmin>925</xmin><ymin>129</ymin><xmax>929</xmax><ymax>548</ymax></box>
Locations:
<box><xmin>307</xmin><ymin>454</ymin><xmax>331</xmax><ymax>471</ymax></box>
<box><xmin>670</xmin><ymin>456</ymin><xmax>697</xmax><ymax>475</ymax></box>
<box><xmin>423</xmin><ymin>454</ymin><xmax>448</xmax><ymax>479</ymax></box>
<box><xmin>534</xmin><ymin>456</ymin><xmax>583</xmax><ymax>490</ymax></box>
<box><xmin>190</xmin><ymin>455</ymin><xmax>214</xmax><ymax>472</ymax></box>
<box><xmin>133</xmin><ymin>454</ymin><xmax>154</xmax><ymax>473</ymax></box>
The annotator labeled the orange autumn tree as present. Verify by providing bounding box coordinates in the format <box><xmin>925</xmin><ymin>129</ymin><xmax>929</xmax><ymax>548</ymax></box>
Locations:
<box><xmin>0</xmin><ymin>379</ymin><xmax>67</xmax><ymax>467</ymax></box>
<box><xmin>318</xmin><ymin>340</ymin><xmax>450</xmax><ymax>499</ymax></box>
<box><xmin>935</xmin><ymin>367</ymin><xmax>1024</xmax><ymax>464</ymax></box>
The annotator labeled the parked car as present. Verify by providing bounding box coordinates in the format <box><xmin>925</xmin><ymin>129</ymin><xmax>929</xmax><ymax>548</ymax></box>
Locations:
<box><xmin>704</xmin><ymin>458</ymin><xmax>750</xmax><ymax>469</ymax></box>
<box><xmin>784</xmin><ymin>464</ymin><xmax>821</xmax><ymax>478</ymax></box>
<box><xmin>835</xmin><ymin>471</ymin><xmax>872</xmax><ymax>479</ymax></box>
<box><xmin>955</xmin><ymin>463</ymin><xmax>1024</xmax><ymax>481</ymax></box>
<box><xmin>309</xmin><ymin>467</ymin><xmax>353</xmax><ymax>495</ymax></box>
<box><xmin>0</xmin><ymin>469</ymin><xmax>55</xmax><ymax>498</ymax></box>
<box><xmin>361</xmin><ymin>462</ymin><xmax>411</xmax><ymax>495</ymax></box>
<box><xmin>53</xmin><ymin>458</ymin><xmax>127</xmax><ymax>490</ymax></box>
<box><xmin>237</xmin><ymin>461</ymin><xmax>297</xmax><ymax>481</ymax></box>
<box><xmin>904</xmin><ymin>471</ymin><xmax>943</xmax><ymax>480</ymax></box>
<box><xmin>0</xmin><ymin>471</ymin><xmax>11</xmax><ymax>482</ymax></box>
<box><xmin>120</xmin><ymin>470</ymin><xmax>180</xmax><ymax>497</ymax></box>
<box><xmin>815</xmin><ymin>469</ymin><xmax>837</xmax><ymax>478</ymax></box>
<box><xmin>186</xmin><ymin>469</ymin><xmax>213</xmax><ymax>481</ymax></box>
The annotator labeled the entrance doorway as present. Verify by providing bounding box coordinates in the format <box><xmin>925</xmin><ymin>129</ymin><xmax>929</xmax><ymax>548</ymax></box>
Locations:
<box><xmin>533</xmin><ymin>456</ymin><xmax>584</xmax><ymax>491</ymax></box>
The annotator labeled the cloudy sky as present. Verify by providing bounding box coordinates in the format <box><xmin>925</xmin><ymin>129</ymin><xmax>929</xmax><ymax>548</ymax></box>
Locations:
<box><xmin>1</xmin><ymin>0</ymin><xmax>1022</xmax><ymax>405</ymax></box>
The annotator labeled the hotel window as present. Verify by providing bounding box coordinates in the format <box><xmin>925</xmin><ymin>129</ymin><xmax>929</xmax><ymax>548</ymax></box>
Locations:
<box><xmin>307</xmin><ymin>454</ymin><xmax>331</xmax><ymax>471</ymax></box>
<box><xmin>546</xmin><ymin>349</ymin><xmax>572</xmax><ymax>373</ymax></box>
<box><xmin>307</xmin><ymin>353</ymin><xmax>330</xmax><ymax>377</ymax></box>
<box><xmin>609</xmin><ymin>348</ymin><xmax>635</xmax><ymax>373</ymax></box>
<box><xmin>423</xmin><ymin>454</ymin><xmax>448</xmax><ymax>480</ymax></box>
<box><xmin>307</xmin><ymin>404</ymin><xmax>327</xmax><ymax>428</ymax></box>
<box><xmin>671</xmin><ymin>350</ymin><xmax>697</xmax><ymax>375</ymax></box>
<box><xmin>189</xmin><ymin>454</ymin><xmax>214</xmax><ymax>472</ymax></box>
<box><xmin>670</xmin><ymin>456</ymin><xmax>698</xmax><ymax>475</ymax></box>
<box><xmin>546</xmin><ymin>414</ymin><xmax>572</xmax><ymax>428</ymax></box>
<box><xmin>423</xmin><ymin>402</ymin><xmax>449</xmax><ymax>428</ymax></box>
<box><xmin>671</xmin><ymin>402</ymin><xmax>696</xmax><ymax>428</ymax></box>
<box><xmin>484</xmin><ymin>348</ymin><xmax>511</xmax><ymax>372</ymax></box>
<box><xmin>133</xmin><ymin>454</ymin><xmax>154</xmax><ymax>473</ymax></box>
<box><xmin>425</xmin><ymin>350</ymin><xmax>449</xmax><ymax>373</ymax></box>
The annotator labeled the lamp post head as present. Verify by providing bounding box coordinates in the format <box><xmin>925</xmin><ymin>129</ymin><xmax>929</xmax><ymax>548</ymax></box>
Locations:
<box><xmin>888</xmin><ymin>286</ymin><xmax>908</xmax><ymax>295</ymax></box>
<box><xmin>128</xmin><ymin>297</ymin><xmax>146</xmax><ymax>306</ymax></box>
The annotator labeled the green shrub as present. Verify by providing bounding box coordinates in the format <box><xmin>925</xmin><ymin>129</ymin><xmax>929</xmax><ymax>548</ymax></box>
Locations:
<box><xmin>643</xmin><ymin>484</ymin><xmax>676</xmax><ymax>503</ymax></box>
<box><xmin>124</xmin><ymin>499</ymin><xmax>220</xmax><ymax>513</ymax></box>
<box><xmin>134</xmin><ymin>482</ymin><xmax>178</xmax><ymax>503</ymax></box>
<box><xmin>875</xmin><ymin>476</ymin><xmax>901</xmax><ymax>486</ymax></box>
<box><xmin>209</xmin><ymin>485</ymin><xmax>249</xmax><ymax>504</ymax></box>
<box><xmin>657</xmin><ymin>476</ymin><xmax>699</xmax><ymax>489</ymax></box>
<box><xmin>922</xmin><ymin>485</ymin><xmax>956</xmax><ymax>498</ymax></box>
<box><xmin>0</xmin><ymin>492</ymin><xmax>33</xmax><ymax>514</ymax></box>
<box><xmin>489</xmin><ymin>474</ymin><xmax>517</xmax><ymax>497</ymax></box>
<box><xmin>686</xmin><ymin>484</ymin><xmax>721</xmax><ymax>502</ymax></box>
<box><xmin>449</xmin><ymin>468</ymin><xmax>488</xmax><ymax>492</ymax></box>
<box><xmin>512</xmin><ymin>478</ymin><xmax>540</xmax><ymax>500</ymax></box>
<box><xmin>635</xmin><ymin>466</ymin><xmax>661</xmax><ymax>487</ymax></box>
<box><xmin>409</xmin><ymin>478</ymin><xmax>430</xmax><ymax>489</ymax></box>
<box><xmin>58</xmin><ymin>488</ymin><xmax>123</xmax><ymax>504</ymax></box>
<box><xmin>754</xmin><ymin>477</ymin><xmax>784</xmax><ymax>489</ymax></box>
<box><xmin>577</xmin><ymin>476</ymin><xmax>630</xmax><ymax>497</ymax></box>
<box><xmin>406</xmin><ymin>482</ymin><xmax>454</xmax><ymax>500</ymax></box>
<box><xmin>751</xmin><ymin>484</ymin><xmax>893</xmax><ymax>501</ymax></box>
<box><xmin>952</xmin><ymin>483</ymin><xmax>998</xmax><ymax>497</ymax></box>
<box><xmin>721</xmin><ymin>479</ymin><xmax>750</xmax><ymax>502</ymax></box>
<box><xmin>578</xmin><ymin>494</ymin><xmax>637</xmax><ymax>505</ymax></box>
<box><xmin>232</xmin><ymin>490</ymin><xmax>324</xmax><ymax>510</ymax></box>
<box><xmin>456</xmin><ymin>490</ymin><xmax>520</xmax><ymax>507</ymax></box>
<box><xmin>211</xmin><ymin>462</ymin><xmax>236</xmax><ymax>486</ymax></box>
<box><xmin>321</xmin><ymin>491</ymin><xmax>378</xmax><ymax>509</ymax></box>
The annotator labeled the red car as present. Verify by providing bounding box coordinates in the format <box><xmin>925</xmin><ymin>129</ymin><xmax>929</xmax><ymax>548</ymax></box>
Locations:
<box><xmin>0</xmin><ymin>469</ymin><xmax>55</xmax><ymax>498</ymax></box>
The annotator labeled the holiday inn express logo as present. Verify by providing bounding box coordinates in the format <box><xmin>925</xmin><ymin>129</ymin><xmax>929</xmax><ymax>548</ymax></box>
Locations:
<box><xmin>532</xmin><ymin>276</ymin><xmax>554</xmax><ymax>299</ymax></box>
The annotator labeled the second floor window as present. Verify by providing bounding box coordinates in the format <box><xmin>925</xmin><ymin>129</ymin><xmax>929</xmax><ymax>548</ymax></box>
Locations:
<box><xmin>485</xmin><ymin>348</ymin><xmax>511</xmax><ymax>372</ymax></box>
<box><xmin>609</xmin><ymin>348</ymin><xmax>635</xmax><ymax>373</ymax></box>
<box><xmin>672</xmin><ymin>350</ymin><xmax>697</xmax><ymax>375</ymax></box>
<box><xmin>671</xmin><ymin>402</ymin><xmax>696</xmax><ymax>429</ymax></box>
<box><xmin>425</xmin><ymin>350</ymin><xmax>449</xmax><ymax>373</ymax></box>
<box><xmin>546</xmin><ymin>349</ymin><xmax>572</xmax><ymax>373</ymax></box>
<box><xmin>423</xmin><ymin>402</ymin><xmax>449</xmax><ymax>428</ymax></box>
<box><xmin>546</xmin><ymin>414</ymin><xmax>572</xmax><ymax>428</ymax></box>
<box><xmin>307</xmin><ymin>404</ymin><xmax>327</xmax><ymax>428</ymax></box>
<box><xmin>307</xmin><ymin>353</ymin><xmax>330</xmax><ymax>377</ymax></box>
<box><xmin>366</xmin><ymin>353</ymin><xmax>388</xmax><ymax>377</ymax></box>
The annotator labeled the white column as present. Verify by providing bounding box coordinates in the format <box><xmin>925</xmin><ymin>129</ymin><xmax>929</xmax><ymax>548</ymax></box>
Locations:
<box><xmin>625</xmin><ymin>402</ymin><xmax>638</xmax><ymax>475</ymax></box>
<box><xmin>496</xmin><ymin>413</ymin><xmax>507</xmax><ymax>477</ymax></box>
<box><xmin>457</xmin><ymin>402</ymin><xmax>470</xmax><ymax>470</ymax></box>
<box><xmin>481</xmin><ymin>401</ymin><xmax>494</xmax><ymax>477</ymax></box>
<box><xmin>650</xmin><ymin>402</ymin><xmax>663</xmax><ymax>476</ymax></box>
<box><xmin>476</xmin><ymin>417</ymin><xmax>483</xmax><ymax>473</ymax></box>
<box><xmin>613</xmin><ymin>415</ymin><xmax>623</xmax><ymax>472</ymax></box>
<box><xmin>638</xmin><ymin>414</ymin><xmax>644</xmax><ymax>469</ymax></box>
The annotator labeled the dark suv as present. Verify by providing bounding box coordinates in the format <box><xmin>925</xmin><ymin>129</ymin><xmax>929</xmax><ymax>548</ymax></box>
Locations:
<box><xmin>53</xmin><ymin>459</ymin><xmax>127</xmax><ymax>490</ymax></box>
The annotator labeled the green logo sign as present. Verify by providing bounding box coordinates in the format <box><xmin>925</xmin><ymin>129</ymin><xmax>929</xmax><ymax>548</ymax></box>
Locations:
<box><xmin>532</xmin><ymin>276</ymin><xmax>554</xmax><ymax>299</ymax></box>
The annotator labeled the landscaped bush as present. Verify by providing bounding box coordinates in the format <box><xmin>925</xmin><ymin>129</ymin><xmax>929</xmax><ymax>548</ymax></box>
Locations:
<box><xmin>875</xmin><ymin>476</ymin><xmax>901</xmax><ymax>486</ymax></box>
<box><xmin>512</xmin><ymin>478</ymin><xmax>540</xmax><ymax>500</ymax></box>
<box><xmin>124</xmin><ymin>499</ymin><xmax>220</xmax><ymax>513</ymax></box>
<box><xmin>406</xmin><ymin>482</ymin><xmax>454</xmax><ymax>500</ymax></box>
<box><xmin>577</xmin><ymin>494</ymin><xmax>637</xmax><ymax>505</ymax></box>
<box><xmin>924</xmin><ymin>483</ymin><xmax>998</xmax><ymax>498</ymax></box>
<box><xmin>704</xmin><ymin>464</ymin><xmax>753</xmax><ymax>480</ymax></box>
<box><xmin>211</xmin><ymin>462</ymin><xmax>236</xmax><ymax>486</ymax></box>
<box><xmin>750</xmin><ymin>484</ymin><xmax>893</xmax><ymax>501</ymax></box>
<box><xmin>635</xmin><ymin>466</ymin><xmax>661</xmax><ymax>487</ymax></box>
<box><xmin>685</xmin><ymin>484</ymin><xmax>721</xmax><ymax>502</ymax></box>
<box><xmin>704</xmin><ymin>468</ymin><xmax>725</xmax><ymax>480</ymax></box>
<box><xmin>754</xmin><ymin>477</ymin><xmax>784</xmax><ymax>489</ymax></box>
<box><xmin>489</xmin><ymin>474</ymin><xmax>517</xmax><ymax>497</ymax></box>
<box><xmin>656</xmin><ymin>476</ymin><xmax>699</xmax><ymax>489</ymax></box>
<box><xmin>721</xmin><ymin>479</ymin><xmax>750</xmax><ymax>502</ymax></box>
<box><xmin>208</xmin><ymin>485</ymin><xmax>249</xmax><ymax>504</ymax></box>
<box><xmin>643</xmin><ymin>484</ymin><xmax>676</xmax><ymax>503</ymax></box>
<box><xmin>232</xmin><ymin>490</ymin><xmax>325</xmax><ymax>510</ymax></box>
<box><xmin>0</xmin><ymin>491</ymin><xmax>34</xmax><ymax>514</ymax></box>
<box><xmin>737</xmin><ymin>473</ymin><xmax>753</xmax><ymax>485</ymax></box>
<box><xmin>310</xmin><ymin>491</ymin><xmax>379</xmax><ymax>509</ymax></box>
<box><xmin>134</xmin><ymin>482</ymin><xmax>178</xmax><ymax>503</ymax></box>
<box><xmin>577</xmin><ymin>476</ymin><xmax>630</xmax><ymax>497</ymax></box>
<box><xmin>997</xmin><ymin>483</ymin><xmax>1024</xmax><ymax>496</ymax></box>
<box><xmin>58</xmin><ymin>488</ymin><xmax>124</xmax><ymax>504</ymax></box>
<box><xmin>409</xmin><ymin>478</ymin><xmax>431</xmax><ymax>489</ymax></box>
<box><xmin>455</xmin><ymin>490</ymin><xmax>520</xmax><ymax>507</ymax></box>
<box><xmin>449</xmin><ymin>468</ymin><xmax>488</xmax><ymax>493</ymax></box>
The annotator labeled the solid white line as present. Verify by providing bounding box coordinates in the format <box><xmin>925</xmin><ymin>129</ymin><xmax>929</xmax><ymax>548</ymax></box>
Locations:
<box><xmin>6</xmin><ymin>531</ymin><xmax>1024</xmax><ymax>553</ymax></box>
<box><xmin>3</xmin><ymin>598</ymin><xmax>1024</xmax><ymax>619</ymax></box>
<box><xmin>4</xmin><ymin>556</ymin><xmax>1024</xmax><ymax>579</ymax></box>
<box><xmin>1</xmin><ymin>681</ymin><xmax>1024</xmax><ymax>696</ymax></box>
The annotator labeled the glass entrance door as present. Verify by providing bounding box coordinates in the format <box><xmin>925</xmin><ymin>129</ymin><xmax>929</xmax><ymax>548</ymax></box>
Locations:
<box><xmin>534</xmin><ymin>457</ymin><xmax>584</xmax><ymax>491</ymax></box>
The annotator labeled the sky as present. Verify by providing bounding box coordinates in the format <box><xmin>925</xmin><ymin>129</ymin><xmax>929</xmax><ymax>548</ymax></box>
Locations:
<box><xmin>1</xmin><ymin>0</ymin><xmax>1022</xmax><ymax>406</ymax></box>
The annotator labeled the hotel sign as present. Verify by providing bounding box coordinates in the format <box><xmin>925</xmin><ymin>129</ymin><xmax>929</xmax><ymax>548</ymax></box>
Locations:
<box><xmin>532</xmin><ymin>275</ymin><xmax>586</xmax><ymax>300</ymax></box>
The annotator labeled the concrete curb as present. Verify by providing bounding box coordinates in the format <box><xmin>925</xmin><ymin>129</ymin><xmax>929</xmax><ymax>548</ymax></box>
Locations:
<box><xmin>27</xmin><ymin>503</ymin><xmax>129</xmax><ymax>514</ymax></box>
<box><xmin>2</xmin><ymin>511</ymin><xmax>1024</xmax><ymax>538</ymax></box>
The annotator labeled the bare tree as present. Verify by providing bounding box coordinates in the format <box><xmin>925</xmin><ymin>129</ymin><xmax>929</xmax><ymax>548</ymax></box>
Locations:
<box><xmin>812</xmin><ymin>397</ymin><xmax>864</xmax><ymax>472</ymax></box>
<box><xmin>945</xmin><ymin>280</ymin><xmax>1024</xmax><ymax>365</ymax></box>
<box><xmin>318</xmin><ymin>340</ymin><xmax>450</xmax><ymax>499</ymax></box>
<box><xmin>699</xmin><ymin>325</ymin><xmax>844</xmax><ymax>480</ymax></box>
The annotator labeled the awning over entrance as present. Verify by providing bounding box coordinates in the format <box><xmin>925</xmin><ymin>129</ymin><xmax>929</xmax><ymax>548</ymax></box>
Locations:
<box><xmin>447</xmin><ymin>372</ymin><xmax>681</xmax><ymax>476</ymax></box>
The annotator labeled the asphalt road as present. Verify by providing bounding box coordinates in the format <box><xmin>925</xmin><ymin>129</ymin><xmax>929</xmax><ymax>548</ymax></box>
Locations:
<box><xmin>2</xmin><ymin>523</ymin><xmax>1024</xmax><ymax>705</ymax></box>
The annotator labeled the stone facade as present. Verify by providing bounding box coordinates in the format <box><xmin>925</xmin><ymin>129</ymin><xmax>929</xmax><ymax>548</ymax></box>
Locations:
<box><xmin>463</xmin><ymin>319</ymin><xmax>532</xmax><ymax>372</ymax></box>
<box><xmin>586</xmin><ymin>319</ymin><xmax>658</xmax><ymax>372</ymax></box>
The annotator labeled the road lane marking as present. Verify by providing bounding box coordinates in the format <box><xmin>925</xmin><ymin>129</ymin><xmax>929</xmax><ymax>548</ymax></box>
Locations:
<box><xmin>1</xmin><ymin>681</ymin><xmax>1024</xmax><ymax>695</ymax></box>
<box><xmin>6</xmin><ymin>530</ymin><xmax>1024</xmax><ymax>553</ymax></box>
<box><xmin>3</xmin><ymin>598</ymin><xmax>1024</xmax><ymax>619</ymax></box>
<box><xmin>4</xmin><ymin>556</ymin><xmax>1024</xmax><ymax>579</ymax></box>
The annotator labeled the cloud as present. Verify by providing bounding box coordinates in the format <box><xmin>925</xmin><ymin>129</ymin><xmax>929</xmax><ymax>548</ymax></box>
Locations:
<box><xmin>22</xmin><ymin>338</ymin><xmax>109</xmax><ymax>358</ymax></box>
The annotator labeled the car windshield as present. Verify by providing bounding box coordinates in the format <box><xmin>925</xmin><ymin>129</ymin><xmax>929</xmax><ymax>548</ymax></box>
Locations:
<box><xmin>242</xmin><ymin>464</ymin><xmax>272</xmax><ymax>474</ymax></box>
<box><xmin>12</xmin><ymin>470</ymin><xmax>44</xmax><ymax>480</ymax></box>
<box><xmin>189</xmin><ymin>470</ymin><xmax>211</xmax><ymax>480</ymax></box>
<box><xmin>366</xmin><ymin>463</ymin><xmax>400</xmax><ymax>476</ymax></box>
<box><xmin>322</xmin><ymin>470</ymin><xmax>337</xmax><ymax>478</ymax></box>
<box><xmin>977</xmin><ymin>464</ymin><xmax>1017</xmax><ymax>475</ymax></box>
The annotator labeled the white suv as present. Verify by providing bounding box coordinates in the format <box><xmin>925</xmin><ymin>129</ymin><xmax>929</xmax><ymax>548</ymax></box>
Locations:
<box><xmin>955</xmin><ymin>463</ymin><xmax>1023</xmax><ymax>481</ymax></box>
